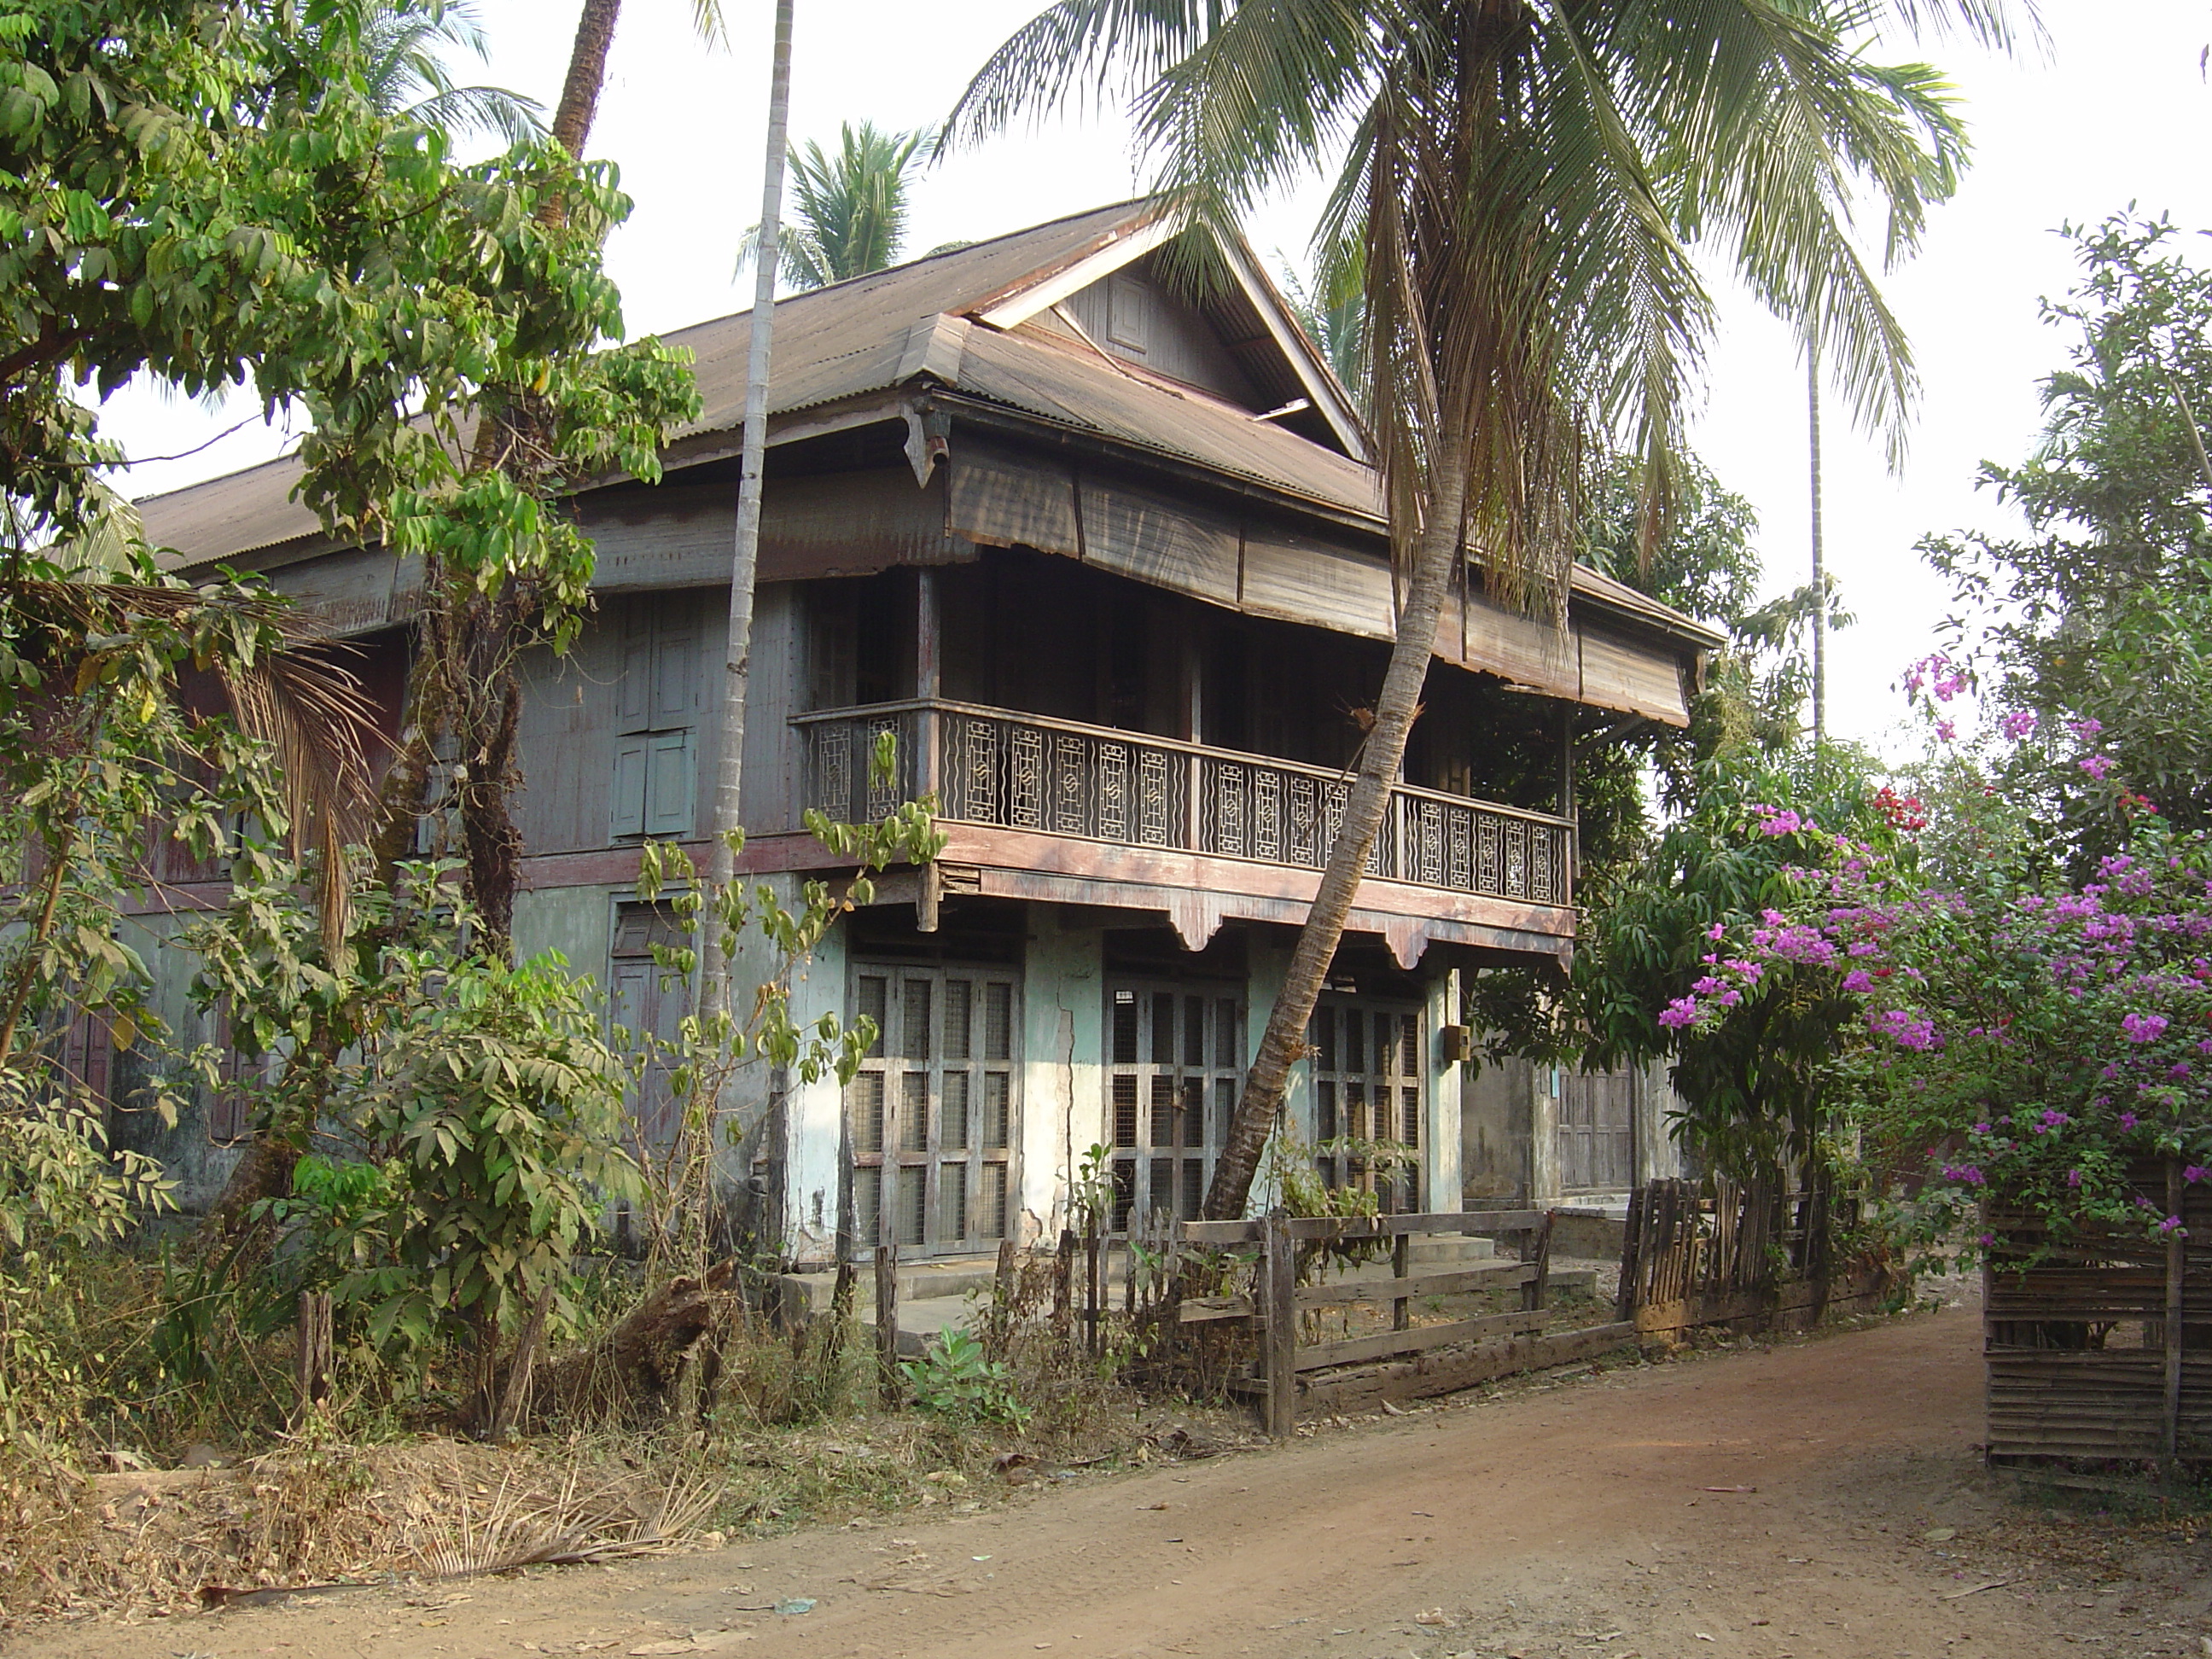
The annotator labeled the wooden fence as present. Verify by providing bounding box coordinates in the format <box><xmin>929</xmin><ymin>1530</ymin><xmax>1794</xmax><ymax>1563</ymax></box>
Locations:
<box><xmin>986</xmin><ymin>1179</ymin><xmax>1887</xmax><ymax>1438</ymax></box>
<box><xmin>1615</xmin><ymin>1176</ymin><xmax>1889</xmax><ymax>1341</ymax></box>
<box><xmin>1984</xmin><ymin>1157</ymin><xmax>2212</xmax><ymax>1471</ymax></box>
<box><xmin>1167</xmin><ymin>1208</ymin><xmax>1639</xmax><ymax>1435</ymax></box>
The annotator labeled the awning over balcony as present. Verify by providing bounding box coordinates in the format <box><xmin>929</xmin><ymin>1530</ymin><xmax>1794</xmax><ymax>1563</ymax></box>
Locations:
<box><xmin>947</xmin><ymin>437</ymin><xmax>1696</xmax><ymax>726</ymax></box>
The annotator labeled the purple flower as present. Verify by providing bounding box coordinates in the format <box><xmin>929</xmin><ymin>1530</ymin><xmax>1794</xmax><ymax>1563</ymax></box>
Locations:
<box><xmin>2066</xmin><ymin>1168</ymin><xmax>2083</xmax><ymax>1188</ymax></box>
<box><xmin>1757</xmin><ymin>810</ymin><xmax>1802</xmax><ymax>836</ymax></box>
<box><xmin>1972</xmin><ymin>1121</ymin><xmax>1992</xmax><ymax>1135</ymax></box>
<box><xmin>2081</xmin><ymin>754</ymin><xmax>2116</xmax><ymax>780</ymax></box>
<box><xmin>2120</xmin><ymin>1112</ymin><xmax>2140</xmax><ymax>1131</ymax></box>
<box><xmin>2187</xmin><ymin>1166</ymin><xmax>2210</xmax><ymax>1185</ymax></box>
<box><xmin>2122</xmin><ymin>1011</ymin><xmax>2169</xmax><ymax>1044</ymax></box>
<box><xmin>1707</xmin><ymin>923</ymin><xmax>1726</xmax><ymax>941</ymax></box>
<box><xmin>1842</xmin><ymin>969</ymin><xmax>1874</xmax><ymax>993</ymax></box>
<box><xmin>2001</xmin><ymin>709</ymin><xmax>2039</xmax><ymax>741</ymax></box>
<box><xmin>1658</xmin><ymin>996</ymin><xmax>1699</xmax><ymax>1031</ymax></box>
<box><xmin>2159</xmin><ymin>1215</ymin><xmax>2188</xmax><ymax>1236</ymax></box>
<box><xmin>1936</xmin><ymin>719</ymin><xmax>1957</xmax><ymax>743</ymax></box>
<box><xmin>2069</xmin><ymin>717</ymin><xmax>2104</xmax><ymax>740</ymax></box>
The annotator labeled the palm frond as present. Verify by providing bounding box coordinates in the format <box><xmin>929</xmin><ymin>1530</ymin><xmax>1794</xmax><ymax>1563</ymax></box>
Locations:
<box><xmin>357</xmin><ymin>0</ymin><xmax>545</xmax><ymax>141</ymax></box>
<box><xmin>14</xmin><ymin>580</ymin><xmax>381</xmax><ymax>956</ymax></box>
<box><xmin>945</xmin><ymin>0</ymin><xmax>1225</xmax><ymax>148</ymax></box>
<box><xmin>957</xmin><ymin>0</ymin><xmax>2018</xmax><ymax>596</ymax></box>
<box><xmin>689</xmin><ymin>0</ymin><xmax>730</xmax><ymax>49</ymax></box>
<box><xmin>739</xmin><ymin>121</ymin><xmax>934</xmax><ymax>288</ymax></box>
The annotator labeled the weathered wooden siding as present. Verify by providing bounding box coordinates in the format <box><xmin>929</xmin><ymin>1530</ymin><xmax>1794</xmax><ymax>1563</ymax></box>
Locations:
<box><xmin>1985</xmin><ymin>1160</ymin><xmax>2212</xmax><ymax>1465</ymax></box>
<box><xmin>1052</xmin><ymin>266</ymin><xmax>1262</xmax><ymax>404</ymax></box>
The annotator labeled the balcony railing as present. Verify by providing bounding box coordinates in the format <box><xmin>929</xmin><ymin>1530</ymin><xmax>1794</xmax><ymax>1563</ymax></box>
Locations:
<box><xmin>790</xmin><ymin>699</ymin><xmax>1572</xmax><ymax>908</ymax></box>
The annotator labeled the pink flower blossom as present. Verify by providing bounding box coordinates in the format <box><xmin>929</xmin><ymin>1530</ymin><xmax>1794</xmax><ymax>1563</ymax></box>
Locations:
<box><xmin>2001</xmin><ymin>709</ymin><xmax>2039</xmax><ymax>741</ymax></box>
<box><xmin>2122</xmin><ymin>1011</ymin><xmax>2169</xmax><ymax>1044</ymax></box>
<box><xmin>2081</xmin><ymin>754</ymin><xmax>2116</xmax><ymax>780</ymax></box>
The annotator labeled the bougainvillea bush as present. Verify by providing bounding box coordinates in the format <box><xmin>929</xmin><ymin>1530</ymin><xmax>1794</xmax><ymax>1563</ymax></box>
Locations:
<box><xmin>1671</xmin><ymin>773</ymin><xmax>2212</xmax><ymax>1263</ymax></box>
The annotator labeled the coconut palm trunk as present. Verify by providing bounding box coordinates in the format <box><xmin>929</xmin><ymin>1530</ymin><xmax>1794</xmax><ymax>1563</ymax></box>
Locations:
<box><xmin>699</xmin><ymin>0</ymin><xmax>794</xmax><ymax>1025</ymax></box>
<box><xmin>550</xmin><ymin>0</ymin><xmax>622</xmax><ymax>155</ymax></box>
<box><xmin>1206</xmin><ymin>431</ymin><xmax>1470</xmax><ymax>1218</ymax></box>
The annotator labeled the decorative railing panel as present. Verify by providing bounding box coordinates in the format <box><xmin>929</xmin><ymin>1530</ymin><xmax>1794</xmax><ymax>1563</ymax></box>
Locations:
<box><xmin>794</xmin><ymin>700</ymin><xmax>1572</xmax><ymax>908</ymax></box>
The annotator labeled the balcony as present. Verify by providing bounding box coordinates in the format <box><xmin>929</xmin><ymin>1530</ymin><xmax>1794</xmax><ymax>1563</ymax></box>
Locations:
<box><xmin>789</xmin><ymin>700</ymin><xmax>1576</xmax><ymax>965</ymax></box>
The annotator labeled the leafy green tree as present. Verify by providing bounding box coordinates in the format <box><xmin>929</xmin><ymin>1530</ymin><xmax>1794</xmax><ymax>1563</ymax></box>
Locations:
<box><xmin>738</xmin><ymin>121</ymin><xmax>934</xmax><ymax>290</ymax></box>
<box><xmin>953</xmin><ymin>0</ymin><xmax>2013</xmax><ymax>1220</ymax></box>
<box><xmin>1577</xmin><ymin>747</ymin><xmax>1906</xmax><ymax>1177</ymax></box>
<box><xmin>1922</xmin><ymin>212</ymin><xmax>2212</xmax><ymax>866</ymax></box>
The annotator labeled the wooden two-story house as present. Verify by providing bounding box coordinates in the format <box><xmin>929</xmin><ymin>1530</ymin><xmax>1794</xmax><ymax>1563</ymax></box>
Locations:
<box><xmin>133</xmin><ymin>200</ymin><xmax>1720</xmax><ymax>1262</ymax></box>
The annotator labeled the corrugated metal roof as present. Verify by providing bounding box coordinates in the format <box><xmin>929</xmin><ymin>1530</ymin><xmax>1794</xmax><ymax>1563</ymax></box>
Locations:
<box><xmin>135</xmin><ymin>195</ymin><xmax>1723</xmax><ymax>650</ymax></box>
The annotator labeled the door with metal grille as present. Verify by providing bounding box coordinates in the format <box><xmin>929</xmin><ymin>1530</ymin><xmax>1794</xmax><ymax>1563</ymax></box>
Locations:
<box><xmin>1307</xmin><ymin>997</ymin><xmax>1423</xmax><ymax>1212</ymax></box>
<box><xmin>1104</xmin><ymin>983</ymin><xmax>1245</xmax><ymax>1231</ymax></box>
<box><xmin>847</xmin><ymin>965</ymin><xmax>1018</xmax><ymax>1257</ymax></box>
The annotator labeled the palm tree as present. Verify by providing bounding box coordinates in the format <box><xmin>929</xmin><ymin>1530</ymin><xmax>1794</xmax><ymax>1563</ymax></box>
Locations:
<box><xmin>548</xmin><ymin>0</ymin><xmax>726</xmax><ymax>158</ymax></box>
<box><xmin>1277</xmin><ymin>257</ymin><xmax>1365</xmax><ymax>403</ymax></box>
<box><xmin>952</xmin><ymin>0</ymin><xmax>2028</xmax><ymax>1220</ymax></box>
<box><xmin>737</xmin><ymin>121</ymin><xmax>934</xmax><ymax>290</ymax></box>
<box><xmin>273</xmin><ymin>1</ymin><xmax>544</xmax><ymax>143</ymax></box>
<box><xmin>361</xmin><ymin>1</ymin><xmax>544</xmax><ymax>143</ymax></box>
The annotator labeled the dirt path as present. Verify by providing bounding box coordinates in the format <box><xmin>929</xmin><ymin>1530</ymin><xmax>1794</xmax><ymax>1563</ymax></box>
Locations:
<box><xmin>15</xmin><ymin>1305</ymin><xmax>2209</xmax><ymax>1659</ymax></box>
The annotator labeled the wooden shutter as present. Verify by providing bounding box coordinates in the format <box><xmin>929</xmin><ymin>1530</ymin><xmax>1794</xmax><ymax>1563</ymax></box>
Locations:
<box><xmin>609</xmin><ymin>737</ymin><xmax>649</xmax><ymax>837</ymax></box>
<box><xmin>643</xmin><ymin>731</ymin><xmax>695</xmax><ymax>837</ymax></box>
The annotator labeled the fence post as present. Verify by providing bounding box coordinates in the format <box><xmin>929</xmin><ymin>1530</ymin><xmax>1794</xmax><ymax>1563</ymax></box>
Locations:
<box><xmin>1392</xmin><ymin>1230</ymin><xmax>1412</xmax><ymax>1333</ymax></box>
<box><xmin>1528</xmin><ymin>1209</ymin><xmax>1555</xmax><ymax>1313</ymax></box>
<box><xmin>295</xmin><ymin>1290</ymin><xmax>333</xmax><ymax>1423</ymax></box>
<box><xmin>2166</xmin><ymin>1156</ymin><xmax>2186</xmax><ymax>1482</ymax></box>
<box><xmin>1053</xmin><ymin>1227</ymin><xmax>1075</xmax><ymax>1347</ymax></box>
<box><xmin>1263</xmin><ymin>1209</ymin><xmax>1297</xmax><ymax>1440</ymax></box>
<box><xmin>875</xmin><ymin>1238</ymin><xmax>901</xmax><ymax>1407</ymax></box>
<box><xmin>1086</xmin><ymin>1218</ymin><xmax>1103</xmax><ymax>1357</ymax></box>
<box><xmin>1615</xmin><ymin>1185</ymin><xmax>1644</xmax><ymax>1323</ymax></box>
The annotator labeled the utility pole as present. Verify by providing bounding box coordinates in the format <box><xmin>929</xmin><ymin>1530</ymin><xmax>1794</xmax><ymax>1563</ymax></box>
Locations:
<box><xmin>1808</xmin><ymin>332</ymin><xmax>1826</xmax><ymax>748</ymax></box>
<box><xmin>701</xmin><ymin>0</ymin><xmax>795</xmax><ymax>1021</ymax></box>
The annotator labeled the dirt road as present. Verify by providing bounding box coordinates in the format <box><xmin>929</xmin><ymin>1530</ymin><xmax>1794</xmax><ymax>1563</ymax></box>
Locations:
<box><xmin>16</xmin><ymin>1304</ymin><xmax>2210</xmax><ymax>1659</ymax></box>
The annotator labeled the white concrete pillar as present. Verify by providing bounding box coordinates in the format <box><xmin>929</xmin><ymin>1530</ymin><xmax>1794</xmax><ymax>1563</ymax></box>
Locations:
<box><xmin>1243</xmin><ymin>933</ymin><xmax>1294</xmax><ymax>1214</ymax></box>
<box><xmin>1019</xmin><ymin>910</ymin><xmax>1101</xmax><ymax>1243</ymax></box>
<box><xmin>1425</xmin><ymin>968</ymin><xmax>1463</xmax><ymax>1213</ymax></box>
<box><xmin>1529</xmin><ymin>1058</ymin><xmax>1562</xmax><ymax>1204</ymax></box>
<box><xmin>774</xmin><ymin>888</ymin><xmax>847</xmax><ymax>1264</ymax></box>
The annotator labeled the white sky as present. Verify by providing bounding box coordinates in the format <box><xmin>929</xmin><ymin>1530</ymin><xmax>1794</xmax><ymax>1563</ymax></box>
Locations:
<box><xmin>103</xmin><ymin>0</ymin><xmax>2212</xmax><ymax>754</ymax></box>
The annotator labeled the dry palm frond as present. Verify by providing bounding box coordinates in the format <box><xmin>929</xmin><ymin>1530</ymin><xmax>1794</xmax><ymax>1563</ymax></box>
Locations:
<box><xmin>13</xmin><ymin>578</ymin><xmax>380</xmax><ymax>957</ymax></box>
<box><xmin>216</xmin><ymin>636</ymin><xmax>379</xmax><ymax>961</ymax></box>
<box><xmin>409</xmin><ymin>1463</ymin><xmax>718</xmax><ymax>1579</ymax></box>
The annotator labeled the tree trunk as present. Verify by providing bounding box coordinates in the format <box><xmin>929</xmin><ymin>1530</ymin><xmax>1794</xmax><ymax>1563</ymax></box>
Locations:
<box><xmin>699</xmin><ymin>0</ymin><xmax>795</xmax><ymax>1023</ymax></box>
<box><xmin>1201</xmin><ymin>435</ymin><xmax>1474</xmax><ymax>1221</ymax></box>
<box><xmin>550</xmin><ymin>0</ymin><xmax>623</xmax><ymax>158</ymax></box>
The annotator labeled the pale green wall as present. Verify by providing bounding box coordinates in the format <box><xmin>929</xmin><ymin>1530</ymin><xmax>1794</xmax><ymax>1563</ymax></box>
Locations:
<box><xmin>1016</xmin><ymin>911</ymin><xmax>1102</xmax><ymax>1243</ymax></box>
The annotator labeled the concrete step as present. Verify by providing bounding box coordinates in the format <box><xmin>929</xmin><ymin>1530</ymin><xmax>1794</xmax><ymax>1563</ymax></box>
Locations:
<box><xmin>780</xmin><ymin>1258</ymin><xmax>1003</xmax><ymax>1320</ymax></box>
<box><xmin>1406</xmin><ymin>1235</ymin><xmax>1498</xmax><ymax>1266</ymax></box>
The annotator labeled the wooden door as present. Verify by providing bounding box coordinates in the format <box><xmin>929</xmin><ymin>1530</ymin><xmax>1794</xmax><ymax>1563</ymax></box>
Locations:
<box><xmin>1308</xmin><ymin>997</ymin><xmax>1423</xmax><ymax>1212</ymax></box>
<box><xmin>608</xmin><ymin>902</ymin><xmax>690</xmax><ymax>1148</ymax></box>
<box><xmin>1103</xmin><ymin>982</ymin><xmax>1244</xmax><ymax>1231</ymax></box>
<box><xmin>848</xmin><ymin>964</ymin><xmax>1019</xmax><ymax>1257</ymax></box>
<box><xmin>1560</xmin><ymin>1067</ymin><xmax>1635</xmax><ymax>1192</ymax></box>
